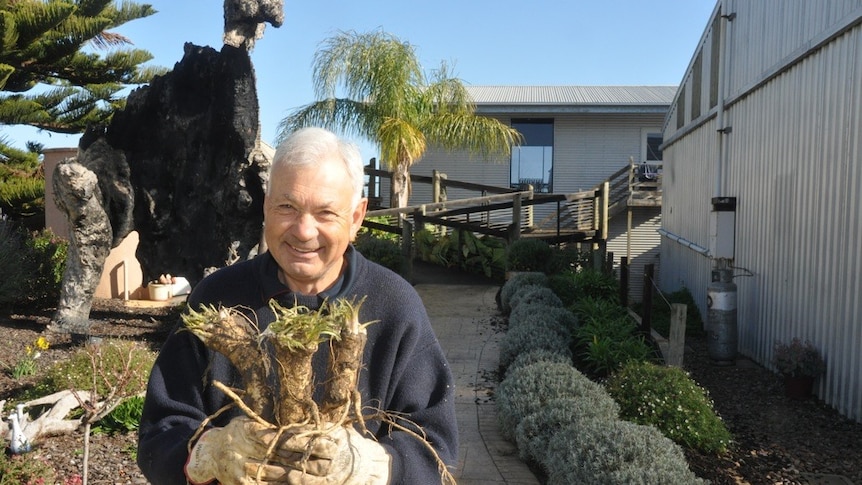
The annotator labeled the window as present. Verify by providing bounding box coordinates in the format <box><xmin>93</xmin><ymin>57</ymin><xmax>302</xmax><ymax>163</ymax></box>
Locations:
<box><xmin>646</xmin><ymin>134</ymin><xmax>663</xmax><ymax>162</ymax></box>
<box><xmin>709</xmin><ymin>13</ymin><xmax>722</xmax><ymax>109</ymax></box>
<box><xmin>510</xmin><ymin>119</ymin><xmax>553</xmax><ymax>193</ymax></box>
<box><xmin>691</xmin><ymin>52</ymin><xmax>703</xmax><ymax>120</ymax></box>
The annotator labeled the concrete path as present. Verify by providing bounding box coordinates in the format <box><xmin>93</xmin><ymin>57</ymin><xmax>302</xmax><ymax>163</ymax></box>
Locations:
<box><xmin>415</xmin><ymin>283</ymin><xmax>541</xmax><ymax>485</ymax></box>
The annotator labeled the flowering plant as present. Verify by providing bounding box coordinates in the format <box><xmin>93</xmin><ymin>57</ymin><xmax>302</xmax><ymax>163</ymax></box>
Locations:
<box><xmin>11</xmin><ymin>336</ymin><xmax>50</xmax><ymax>378</ymax></box>
<box><xmin>772</xmin><ymin>338</ymin><xmax>825</xmax><ymax>378</ymax></box>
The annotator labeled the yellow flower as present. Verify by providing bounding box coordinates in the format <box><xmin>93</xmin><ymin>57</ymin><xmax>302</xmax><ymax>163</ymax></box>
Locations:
<box><xmin>25</xmin><ymin>345</ymin><xmax>33</xmax><ymax>356</ymax></box>
<box><xmin>35</xmin><ymin>336</ymin><xmax>50</xmax><ymax>351</ymax></box>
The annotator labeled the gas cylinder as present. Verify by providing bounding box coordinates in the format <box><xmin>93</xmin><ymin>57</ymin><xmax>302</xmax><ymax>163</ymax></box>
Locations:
<box><xmin>707</xmin><ymin>268</ymin><xmax>737</xmax><ymax>365</ymax></box>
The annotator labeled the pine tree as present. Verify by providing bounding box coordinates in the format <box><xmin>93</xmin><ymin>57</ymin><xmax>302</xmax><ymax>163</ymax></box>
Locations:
<box><xmin>0</xmin><ymin>0</ymin><xmax>165</xmax><ymax>225</ymax></box>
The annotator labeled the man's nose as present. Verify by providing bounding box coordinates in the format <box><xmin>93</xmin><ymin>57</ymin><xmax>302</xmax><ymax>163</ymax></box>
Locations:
<box><xmin>292</xmin><ymin>212</ymin><xmax>318</xmax><ymax>239</ymax></box>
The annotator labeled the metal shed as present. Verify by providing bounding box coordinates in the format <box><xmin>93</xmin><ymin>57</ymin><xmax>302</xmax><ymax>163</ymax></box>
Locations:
<box><xmin>660</xmin><ymin>0</ymin><xmax>862</xmax><ymax>421</ymax></box>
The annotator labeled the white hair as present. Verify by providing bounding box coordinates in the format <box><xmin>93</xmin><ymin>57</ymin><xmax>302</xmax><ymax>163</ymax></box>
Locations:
<box><xmin>268</xmin><ymin>127</ymin><xmax>365</xmax><ymax>208</ymax></box>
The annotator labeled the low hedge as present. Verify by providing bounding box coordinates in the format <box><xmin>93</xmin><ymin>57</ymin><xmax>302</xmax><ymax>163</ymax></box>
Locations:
<box><xmin>496</xmin><ymin>361</ymin><xmax>607</xmax><ymax>442</ymax></box>
<box><xmin>545</xmin><ymin>419</ymin><xmax>707</xmax><ymax>485</ymax></box>
<box><xmin>509</xmin><ymin>285</ymin><xmax>563</xmax><ymax>313</ymax></box>
<box><xmin>515</xmin><ymin>395</ymin><xmax>619</xmax><ymax>465</ymax></box>
<box><xmin>499</xmin><ymin>272</ymin><xmax>548</xmax><ymax>314</ymax></box>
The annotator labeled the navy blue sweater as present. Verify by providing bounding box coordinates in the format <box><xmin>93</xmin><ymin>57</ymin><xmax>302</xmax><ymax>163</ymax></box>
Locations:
<box><xmin>137</xmin><ymin>248</ymin><xmax>458</xmax><ymax>484</ymax></box>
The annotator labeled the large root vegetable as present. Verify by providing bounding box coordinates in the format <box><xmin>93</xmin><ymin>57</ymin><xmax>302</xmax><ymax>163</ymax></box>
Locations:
<box><xmin>264</xmin><ymin>299</ymin><xmax>340</xmax><ymax>426</ymax></box>
<box><xmin>182</xmin><ymin>297</ymin><xmax>455</xmax><ymax>484</ymax></box>
<box><xmin>182</xmin><ymin>304</ymin><xmax>273</xmax><ymax>418</ymax></box>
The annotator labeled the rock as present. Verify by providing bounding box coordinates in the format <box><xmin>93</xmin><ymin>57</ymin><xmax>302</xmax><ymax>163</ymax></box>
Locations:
<box><xmin>50</xmin><ymin>160</ymin><xmax>114</xmax><ymax>334</ymax></box>
<box><xmin>104</xmin><ymin>43</ymin><xmax>269</xmax><ymax>287</ymax></box>
<box><xmin>223</xmin><ymin>0</ymin><xmax>284</xmax><ymax>49</ymax></box>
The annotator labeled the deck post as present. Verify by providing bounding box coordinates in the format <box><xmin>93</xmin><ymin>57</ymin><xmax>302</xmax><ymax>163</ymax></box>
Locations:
<box><xmin>601</xmin><ymin>181</ymin><xmax>610</xmax><ymax>242</ymax></box>
<box><xmin>401</xmin><ymin>215</ymin><xmax>414</xmax><ymax>283</ymax></box>
<box><xmin>620</xmin><ymin>256</ymin><xmax>629</xmax><ymax>307</ymax></box>
<box><xmin>511</xmin><ymin>193</ymin><xmax>522</xmax><ymax>240</ymax></box>
<box><xmin>640</xmin><ymin>263</ymin><xmax>655</xmax><ymax>336</ymax></box>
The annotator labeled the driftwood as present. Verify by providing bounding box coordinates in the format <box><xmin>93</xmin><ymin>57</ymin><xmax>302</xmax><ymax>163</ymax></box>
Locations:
<box><xmin>1</xmin><ymin>389</ymin><xmax>137</xmax><ymax>445</ymax></box>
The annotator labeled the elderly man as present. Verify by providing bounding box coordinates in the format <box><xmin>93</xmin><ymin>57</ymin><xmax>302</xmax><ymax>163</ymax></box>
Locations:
<box><xmin>137</xmin><ymin>127</ymin><xmax>458</xmax><ymax>484</ymax></box>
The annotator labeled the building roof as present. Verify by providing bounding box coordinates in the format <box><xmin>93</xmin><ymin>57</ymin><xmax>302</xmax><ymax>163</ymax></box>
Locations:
<box><xmin>465</xmin><ymin>85</ymin><xmax>677</xmax><ymax>114</ymax></box>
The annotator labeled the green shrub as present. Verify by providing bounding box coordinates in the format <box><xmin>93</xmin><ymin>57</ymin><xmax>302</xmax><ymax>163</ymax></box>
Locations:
<box><xmin>569</xmin><ymin>268</ymin><xmax>619</xmax><ymax>302</ymax></box>
<box><xmin>604</xmin><ymin>361</ymin><xmax>732</xmax><ymax>454</ymax></box>
<box><xmin>43</xmin><ymin>339</ymin><xmax>156</xmax><ymax>397</ymax></box>
<box><xmin>515</xmin><ymin>395</ymin><xmax>619</xmax><ymax>465</ymax></box>
<box><xmin>506</xmin><ymin>238</ymin><xmax>552</xmax><ymax>272</ymax></box>
<box><xmin>499</xmin><ymin>272</ymin><xmax>548</xmax><ymax>314</ymax></box>
<box><xmin>414</xmin><ymin>227</ymin><xmax>507</xmax><ymax>278</ymax></box>
<box><xmin>545</xmin><ymin>419</ymin><xmax>706</xmax><ymax>485</ymax></box>
<box><xmin>638</xmin><ymin>287</ymin><xmax>704</xmax><ymax>338</ymax></box>
<box><xmin>354</xmin><ymin>232</ymin><xmax>404</xmax><ymax>272</ymax></box>
<box><xmin>506</xmin><ymin>349</ymin><xmax>573</xmax><ymax>377</ymax></box>
<box><xmin>24</xmin><ymin>228</ymin><xmax>67</xmax><ymax>305</ymax></box>
<box><xmin>496</xmin><ymin>361</ymin><xmax>607</xmax><ymax>442</ymax></box>
<box><xmin>499</xmin><ymin>318</ymin><xmax>573</xmax><ymax>371</ymax></box>
<box><xmin>0</xmin><ymin>174</ymin><xmax>44</xmax><ymax>220</ymax></box>
<box><xmin>358</xmin><ymin>216</ymin><xmax>401</xmax><ymax>243</ymax></box>
<box><xmin>94</xmin><ymin>394</ymin><xmax>145</xmax><ymax>435</ymax></box>
<box><xmin>509</xmin><ymin>285</ymin><xmax>563</xmax><ymax>313</ymax></box>
<box><xmin>571</xmin><ymin>299</ymin><xmax>655</xmax><ymax>377</ymax></box>
<box><xmin>0</xmin><ymin>452</ymin><xmax>56</xmax><ymax>485</ymax></box>
<box><xmin>548</xmin><ymin>272</ymin><xmax>579</xmax><ymax>306</ymax></box>
<box><xmin>570</xmin><ymin>295</ymin><xmax>628</xmax><ymax>324</ymax></box>
<box><xmin>545</xmin><ymin>246</ymin><xmax>589</xmax><ymax>274</ymax></box>
<box><xmin>0</xmin><ymin>216</ymin><xmax>33</xmax><ymax>307</ymax></box>
<box><xmin>0</xmin><ymin>219</ymin><xmax>67</xmax><ymax>309</ymax></box>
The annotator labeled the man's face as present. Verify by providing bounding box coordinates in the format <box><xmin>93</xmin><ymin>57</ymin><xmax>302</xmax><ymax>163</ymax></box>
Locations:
<box><xmin>263</xmin><ymin>156</ymin><xmax>367</xmax><ymax>294</ymax></box>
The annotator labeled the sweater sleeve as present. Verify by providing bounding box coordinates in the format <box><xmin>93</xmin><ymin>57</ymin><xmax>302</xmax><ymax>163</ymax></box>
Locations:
<box><xmin>136</xmin><ymin>262</ymin><xmax>256</xmax><ymax>484</ymax></box>
<box><xmin>352</xmin><ymin>260</ymin><xmax>459</xmax><ymax>484</ymax></box>
<box><xmin>137</xmin><ymin>326</ymin><xmax>228</xmax><ymax>484</ymax></box>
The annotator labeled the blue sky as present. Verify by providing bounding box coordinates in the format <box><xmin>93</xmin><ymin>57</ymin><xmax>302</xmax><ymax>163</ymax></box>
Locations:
<box><xmin>5</xmin><ymin>0</ymin><xmax>717</xmax><ymax>161</ymax></box>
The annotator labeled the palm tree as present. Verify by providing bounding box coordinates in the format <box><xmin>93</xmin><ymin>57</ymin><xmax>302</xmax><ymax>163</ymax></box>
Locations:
<box><xmin>277</xmin><ymin>30</ymin><xmax>522</xmax><ymax>208</ymax></box>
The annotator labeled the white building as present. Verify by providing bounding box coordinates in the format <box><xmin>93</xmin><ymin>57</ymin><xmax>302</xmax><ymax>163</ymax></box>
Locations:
<box><xmin>659</xmin><ymin>0</ymin><xmax>862</xmax><ymax>420</ymax></box>
<box><xmin>413</xmin><ymin>85</ymin><xmax>674</xmax><ymax>301</ymax></box>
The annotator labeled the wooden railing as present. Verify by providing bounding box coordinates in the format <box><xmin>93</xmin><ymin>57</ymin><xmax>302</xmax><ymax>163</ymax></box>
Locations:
<box><xmin>361</xmin><ymin>157</ymin><xmax>664</xmax><ymax>249</ymax></box>
<box><xmin>363</xmin><ymin>166</ymin><xmax>606</xmax><ymax>245</ymax></box>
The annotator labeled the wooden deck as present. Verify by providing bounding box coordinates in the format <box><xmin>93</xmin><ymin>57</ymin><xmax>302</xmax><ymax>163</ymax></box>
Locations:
<box><xmin>363</xmin><ymin>161</ymin><xmax>661</xmax><ymax>245</ymax></box>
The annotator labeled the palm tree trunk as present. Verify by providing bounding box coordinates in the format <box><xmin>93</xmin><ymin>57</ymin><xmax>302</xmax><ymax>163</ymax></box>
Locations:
<box><xmin>391</xmin><ymin>162</ymin><xmax>410</xmax><ymax>208</ymax></box>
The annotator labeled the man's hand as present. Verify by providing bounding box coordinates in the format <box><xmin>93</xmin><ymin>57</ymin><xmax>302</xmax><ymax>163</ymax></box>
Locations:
<box><xmin>185</xmin><ymin>416</ymin><xmax>295</xmax><ymax>485</ymax></box>
<box><xmin>274</xmin><ymin>424</ymin><xmax>392</xmax><ymax>485</ymax></box>
<box><xmin>185</xmin><ymin>417</ymin><xmax>391</xmax><ymax>485</ymax></box>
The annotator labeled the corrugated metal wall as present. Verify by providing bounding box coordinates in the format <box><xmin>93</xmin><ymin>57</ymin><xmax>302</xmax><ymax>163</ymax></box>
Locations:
<box><xmin>608</xmin><ymin>207</ymin><xmax>662</xmax><ymax>303</ymax></box>
<box><xmin>659</xmin><ymin>118</ymin><xmax>717</xmax><ymax>321</ymax></box>
<box><xmin>661</xmin><ymin>0</ymin><xmax>862</xmax><ymax>421</ymax></box>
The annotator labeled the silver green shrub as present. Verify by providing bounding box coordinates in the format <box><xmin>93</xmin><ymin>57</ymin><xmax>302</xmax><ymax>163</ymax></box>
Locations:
<box><xmin>509</xmin><ymin>285</ymin><xmax>563</xmax><ymax>313</ymax></box>
<box><xmin>496</xmin><ymin>361</ymin><xmax>606</xmax><ymax>442</ymax></box>
<box><xmin>506</xmin><ymin>349</ymin><xmax>573</xmax><ymax>377</ymax></box>
<box><xmin>499</xmin><ymin>318</ymin><xmax>573</xmax><ymax>371</ymax></box>
<box><xmin>515</xmin><ymin>395</ymin><xmax>619</xmax><ymax>465</ymax></box>
<box><xmin>509</xmin><ymin>303</ymin><xmax>578</xmax><ymax>336</ymax></box>
<box><xmin>545</xmin><ymin>419</ymin><xmax>707</xmax><ymax>485</ymax></box>
<box><xmin>499</xmin><ymin>272</ymin><xmax>548</xmax><ymax>313</ymax></box>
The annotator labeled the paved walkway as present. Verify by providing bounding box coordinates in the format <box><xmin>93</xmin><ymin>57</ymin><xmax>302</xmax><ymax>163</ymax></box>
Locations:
<box><xmin>415</xmin><ymin>283</ymin><xmax>540</xmax><ymax>485</ymax></box>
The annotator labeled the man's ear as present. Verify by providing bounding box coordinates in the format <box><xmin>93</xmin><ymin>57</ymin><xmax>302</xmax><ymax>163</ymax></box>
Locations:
<box><xmin>350</xmin><ymin>198</ymin><xmax>369</xmax><ymax>240</ymax></box>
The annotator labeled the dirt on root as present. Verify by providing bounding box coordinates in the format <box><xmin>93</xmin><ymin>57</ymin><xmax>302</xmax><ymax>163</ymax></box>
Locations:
<box><xmin>2</xmin><ymin>279</ymin><xmax>862</xmax><ymax>484</ymax></box>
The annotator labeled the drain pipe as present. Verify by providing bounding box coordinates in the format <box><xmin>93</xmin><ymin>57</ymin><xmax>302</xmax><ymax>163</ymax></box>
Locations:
<box><xmin>715</xmin><ymin>0</ymin><xmax>734</xmax><ymax>201</ymax></box>
<box><xmin>707</xmin><ymin>2</ymin><xmax>739</xmax><ymax>366</ymax></box>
